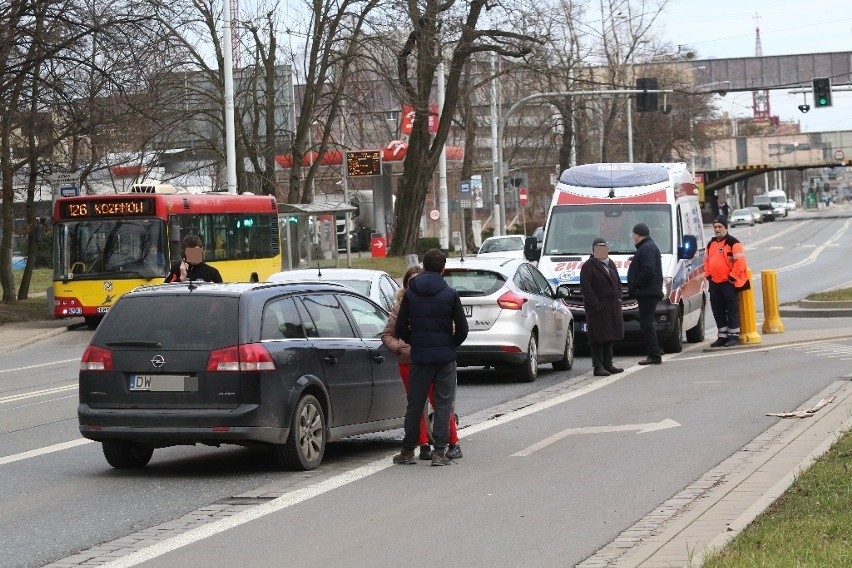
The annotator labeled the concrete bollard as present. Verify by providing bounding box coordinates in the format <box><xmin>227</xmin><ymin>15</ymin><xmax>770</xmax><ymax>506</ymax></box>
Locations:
<box><xmin>761</xmin><ymin>269</ymin><xmax>785</xmax><ymax>334</ymax></box>
<box><xmin>738</xmin><ymin>268</ymin><xmax>762</xmax><ymax>344</ymax></box>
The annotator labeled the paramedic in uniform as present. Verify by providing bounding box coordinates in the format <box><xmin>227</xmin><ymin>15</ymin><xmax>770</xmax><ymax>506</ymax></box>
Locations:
<box><xmin>704</xmin><ymin>216</ymin><xmax>748</xmax><ymax>347</ymax></box>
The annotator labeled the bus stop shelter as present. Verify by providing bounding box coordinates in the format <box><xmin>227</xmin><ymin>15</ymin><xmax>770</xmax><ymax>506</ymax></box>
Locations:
<box><xmin>278</xmin><ymin>201</ymin><xmax>358</xmax><ymax>270</ymax></box>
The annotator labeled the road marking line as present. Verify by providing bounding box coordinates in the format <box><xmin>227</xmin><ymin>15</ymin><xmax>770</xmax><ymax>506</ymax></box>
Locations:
<box><xmin>0</xmin><ymin>384</ymin><xmax>77</xmax><ymax>404</ymax></box>
<box><xmin>512</xmin><ymin>418</ymin><xmax>681</xmax><ymax>457</ymax></box>
<box><xmin>0</xmin><ymin>439</ymin><xmax>92</xmax><ymax>466</ymax></box>
<box><xmin>0</xmin><ymin>358</ymin><xmax>78</xmax><ymax>374</ymax></box>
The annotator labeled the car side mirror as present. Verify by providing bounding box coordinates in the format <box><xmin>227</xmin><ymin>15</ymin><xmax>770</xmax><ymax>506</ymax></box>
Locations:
<box><xmin>555</xmin><ymin>284</ymin><xmax>570</xmax><ymax>299</ymax></box>
<box><xmin>524</xmin><ymin>236</ymin><xmax>541</xmax><ymax>262</ymax></box>
<box><xmin>678</xmin><ymin>234</ymin><xmax>698</xmax><ymax>260</ymax></box>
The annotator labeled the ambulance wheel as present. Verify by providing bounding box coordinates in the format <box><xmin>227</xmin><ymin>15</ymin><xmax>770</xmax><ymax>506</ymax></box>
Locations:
<box><xmin>662</xmin><ymin>315</ymin><xmax>683</xmax><ymax>353</ymax></box>
<box><xmin>685</xmin><ymin>305</ymin><xmax>706</xmax><ymax>343</ymax></box>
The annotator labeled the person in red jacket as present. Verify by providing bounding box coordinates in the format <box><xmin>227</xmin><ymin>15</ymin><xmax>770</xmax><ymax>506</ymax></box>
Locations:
<box><xmin>704</xmin><ymin>216</ymin><xmax>748</xmax><ymax>347</ymax></box>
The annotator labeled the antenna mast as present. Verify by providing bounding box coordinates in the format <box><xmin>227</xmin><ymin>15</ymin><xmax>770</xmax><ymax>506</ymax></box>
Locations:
<box><xmin>752</xmin><ymin>13</ymin><xmax>770</xmax><ymax>120</ymax></box>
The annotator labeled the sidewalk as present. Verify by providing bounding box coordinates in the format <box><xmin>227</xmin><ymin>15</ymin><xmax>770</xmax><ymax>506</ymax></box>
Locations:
<box><xmin>0</xmin><ymin>317</ymin><xmax>83</xmax><ymax>354</ymax></box>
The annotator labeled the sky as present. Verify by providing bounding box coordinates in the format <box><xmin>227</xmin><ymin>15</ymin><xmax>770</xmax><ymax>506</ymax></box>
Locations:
<box><xmin>655</xmin><ymin>0</ymin><xmax>852</xmax><ymax>132</ymax></box>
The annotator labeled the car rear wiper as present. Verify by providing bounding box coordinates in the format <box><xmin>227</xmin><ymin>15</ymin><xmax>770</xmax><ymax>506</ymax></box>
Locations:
<box><xmin>106</xmin><ymin>340</ymin><xmax>163</xmax><ymax>347</ymax></box>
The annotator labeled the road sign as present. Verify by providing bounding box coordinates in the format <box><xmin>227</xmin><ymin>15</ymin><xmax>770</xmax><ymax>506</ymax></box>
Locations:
<box><xmin>429</xmin><ymin>209</ymin><xmax>440</xmax><ymax>221</ymax></box>
<box><xmin>519</xmin><ymin>187</ymin><xmax>528</xmax><ymax>207</ymax></box>
<box><xmin>834</xmin><ymin>150</ymin><xmax>845</xmax><ymax>161</ymax></box>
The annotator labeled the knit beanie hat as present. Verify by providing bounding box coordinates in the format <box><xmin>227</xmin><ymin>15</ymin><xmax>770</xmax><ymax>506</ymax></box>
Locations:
<box><xmin>714</xmin><ymin>215</ymin><xmax>728</xmax><ymax>228</ymax></box>
<box><xmin>632</xmin><ymin>223</ymin><xmax>649</xmax><ymax>237</ymax></box>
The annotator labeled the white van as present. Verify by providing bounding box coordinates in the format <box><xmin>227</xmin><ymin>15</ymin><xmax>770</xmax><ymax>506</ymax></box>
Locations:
<box><xmin>525</xmin><ymin>162</ymin><xmax>708</xmax><ymax>353</ymax></box>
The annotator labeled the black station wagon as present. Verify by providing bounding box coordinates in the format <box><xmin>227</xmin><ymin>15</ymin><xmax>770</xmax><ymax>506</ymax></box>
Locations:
<box><xmin>78</xmin><ymin>281</ymin><xmax>406</xmax><ymax>470</ymax></box>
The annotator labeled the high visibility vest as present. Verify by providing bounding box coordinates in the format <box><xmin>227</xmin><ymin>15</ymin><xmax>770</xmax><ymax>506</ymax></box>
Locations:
<box><xmin>704</xmin><ymin>235</ymin><xmax>748</xmax><ymax>286</ymax></box>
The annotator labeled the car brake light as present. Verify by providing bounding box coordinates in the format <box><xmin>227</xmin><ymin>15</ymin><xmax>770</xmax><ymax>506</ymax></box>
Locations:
<box><xmin>80</xmin><ymin>345</ymin><xmax>113</xmax><ymax>371</ymax></box>
<box><xmin>206</xmin><ymin>344</ymin><xmax>276</xmax><ymax>372</ymax></box>
<box><xmin>497</xmin><ymin>291</ymin><xmax>526</xmax><ymax>310</ymax></box>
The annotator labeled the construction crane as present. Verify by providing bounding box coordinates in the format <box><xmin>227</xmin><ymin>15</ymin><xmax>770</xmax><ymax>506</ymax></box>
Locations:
<box><xmin>752</xmin><ymin>13</ymin><xmax>771</xmax><ymax>121</ymax></box>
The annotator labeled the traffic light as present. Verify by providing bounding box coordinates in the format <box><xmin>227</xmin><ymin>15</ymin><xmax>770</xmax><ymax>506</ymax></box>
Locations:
<box><xmin>812</xmin><ymin>77</ymin><xmax>832</xmax><ymax>108</ymax></box>
<box><xmin>636</xmin><ymin>78</ymin><xmax>658</xmax><ymax>112</ymax></box>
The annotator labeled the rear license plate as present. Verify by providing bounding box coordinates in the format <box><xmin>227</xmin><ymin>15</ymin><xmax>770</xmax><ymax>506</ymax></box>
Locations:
<box><xmin>129</xmin><ymin>375</ymin><xmax>198</xmax><ymax>392</ymax></box>
<box><xmin>463</xmin><ymin>305</ymin><xmax>472</xmax><ymax>317</ymax></box>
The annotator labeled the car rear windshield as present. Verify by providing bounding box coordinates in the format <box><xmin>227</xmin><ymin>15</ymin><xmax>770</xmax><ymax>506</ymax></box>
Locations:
<box><xmin>94</xmin><ymin>295</ymin><xmax>240</xmax><ymax>349</ymax></box>
<box><xmin>443</xmin><ymin>269</ymin><xmax>506</xmax><ymax>297</ymax></box>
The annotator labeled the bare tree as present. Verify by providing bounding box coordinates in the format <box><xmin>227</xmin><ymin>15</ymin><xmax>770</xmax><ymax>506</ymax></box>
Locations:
<box><xmin>388</xmin><ymin>0</ymin><xmax>540</xmax><ymax>256</ymax></box>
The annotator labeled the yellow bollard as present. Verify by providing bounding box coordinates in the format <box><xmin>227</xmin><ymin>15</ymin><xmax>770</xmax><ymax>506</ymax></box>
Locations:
<box><xmin>761</xmin><ymin>269</ymin><xmax>785</xmax><ymax>334</ymax></box>
<box><xmin>738</xmin><ymin>268</ymin><xmax>762</xmax><ymax>344</ymax></box>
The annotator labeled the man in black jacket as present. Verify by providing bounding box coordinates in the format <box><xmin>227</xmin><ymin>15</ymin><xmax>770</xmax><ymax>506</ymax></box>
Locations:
<box><xmin>627</xmin><ymin>223</ymin><xmax>663</xmax><ymax>365</ymax></box>
<box><xmin>393</xmin><ymin>249</ymin><xmax>468</xmax><ymax>466</ymax></box>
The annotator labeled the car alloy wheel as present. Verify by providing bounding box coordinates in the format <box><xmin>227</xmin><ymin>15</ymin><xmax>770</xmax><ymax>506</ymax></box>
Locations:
<box><xmin>518</xmin><ymin>334</ymin><xmax>539</xmax><ymax>382</ymax></box>
<box><xmin>274</xmin><ymin>394</ymin><xmax>326</xmax><ymax>471</ymax></box>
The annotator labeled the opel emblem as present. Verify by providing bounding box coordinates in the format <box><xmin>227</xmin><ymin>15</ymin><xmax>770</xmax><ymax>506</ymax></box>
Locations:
<box><xmin>151</xmin><ymin>355</ymin><xmax>166</xmax><ymax>368</ymax></box>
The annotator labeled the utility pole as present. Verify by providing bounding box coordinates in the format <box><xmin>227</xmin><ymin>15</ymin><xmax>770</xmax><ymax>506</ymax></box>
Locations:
<box><xmin>490</xmin><ymin>54</ymin><xmax>502</xmax><ymax>236</ymax></box>
<box><xmin>437</xmin><ymin>61</ymin><xmax>449</xmax><ymax>251</ymax></box>
<box><xmin>222</xmin><ymin>0</ymin><xmax>238</xmax><ymax>194</ymax></box>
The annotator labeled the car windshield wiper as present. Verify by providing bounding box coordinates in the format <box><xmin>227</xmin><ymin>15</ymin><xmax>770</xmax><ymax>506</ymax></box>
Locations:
<box><xmin>106</xmin><ymin>340</ymin><xmax>163</xmax><ymax>347</ymax></box>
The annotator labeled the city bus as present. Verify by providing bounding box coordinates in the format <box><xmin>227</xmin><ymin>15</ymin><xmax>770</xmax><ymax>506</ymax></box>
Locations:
<box><xmin>52</xmin><ymin>185</ymin><xmax>280</xmax><ymax>327</ymax></box>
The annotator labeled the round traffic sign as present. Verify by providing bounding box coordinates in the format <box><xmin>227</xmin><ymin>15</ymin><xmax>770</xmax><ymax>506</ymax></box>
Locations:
<box><xmin>834</xmin><ymin>149</ymin><xmax>845</xmax><ymax>161</ymax></box>
<box><xmin>429</xmin><ymin>209</ymin><xmax>440</xmax><ymax>221</ymax></box>
<box><xmin>519</xmin><ymin>187</ymin><xmax>528</xmax><ymax>207</ymax></box>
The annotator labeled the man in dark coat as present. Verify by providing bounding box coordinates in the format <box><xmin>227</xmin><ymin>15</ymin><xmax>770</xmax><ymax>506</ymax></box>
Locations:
<box><xmin>393</xmin><ymin>249</ymin><xmax>468</xmax><ymax>466</ymax></box>
<box><xmin>581</xmin><ymin>238</ymin><xmax>625</xmax><ymax>376</ymax></box>
<box><xmin>627</xmin><ymin>223</ymin><xmax>664</xmax><ymax>365</ymax></box>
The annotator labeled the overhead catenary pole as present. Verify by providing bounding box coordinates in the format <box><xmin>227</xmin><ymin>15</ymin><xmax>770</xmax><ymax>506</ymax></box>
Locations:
<box><xmin>490</xmin><ymin>54</ymin><xmax>502</xmax><ymax>236</ymax></box>
<box><xmin>222</xmin><ymin>0</ymin><xmax>238</xmax><ymax>194</ymax></box>
<box><xmin>437</xmin><ymin>61</ymin><xmax>449</xmax><ymax>251</ymax></box>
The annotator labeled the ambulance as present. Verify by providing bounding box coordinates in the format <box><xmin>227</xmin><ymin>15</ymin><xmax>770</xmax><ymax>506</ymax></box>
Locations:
<box><xmin>525</xmin><ymin>162</ymin><xmax>708</xmax><ymax>353</ymax></box>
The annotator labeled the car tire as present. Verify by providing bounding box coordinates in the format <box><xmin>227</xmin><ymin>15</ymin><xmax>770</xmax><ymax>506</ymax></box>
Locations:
<box><xmin>273</xmin><ymin>394</ymin><xmax>326</xmax><ymax>471</ymax></box>
<box><xmin>84</xmin><ymin>316</ymin><xmax>102</xmax><ymax>329</ymax></box>
<box><xmin>102</xmin><ymin>441</ymin><xmax>154</xmax><ymax>469</ymax></box>
<box><xmin>517</xmin><ymin>333</ymin><xmax>539</xmax><ymax>383</ymax></box>
<box><xmin>661</xmin><ymin>314</ymin><xmax>683</xmax><ymax>353</ymax></box>
<box><xmin>552</xmin><ymin>328</ymin><xmax>574</xmax><ymax>371</ymax></box>
<box><xmin>685</xmin><ymin>303</ymin><xmax>706</xmax><ymax>344</ymax></box>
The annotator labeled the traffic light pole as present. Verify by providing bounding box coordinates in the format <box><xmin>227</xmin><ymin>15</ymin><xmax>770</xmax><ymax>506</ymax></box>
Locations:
<box><xmin>497</xmin><ymin>88</ymin><xmax>671</xmax><ymax>235</ymax></box>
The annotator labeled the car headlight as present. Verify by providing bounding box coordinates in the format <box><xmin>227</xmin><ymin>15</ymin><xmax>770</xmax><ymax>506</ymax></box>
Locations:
<box><xmin>662</xmin><ymin>277</ymin><xmax>672</xmax><ymax>298</ymax></box>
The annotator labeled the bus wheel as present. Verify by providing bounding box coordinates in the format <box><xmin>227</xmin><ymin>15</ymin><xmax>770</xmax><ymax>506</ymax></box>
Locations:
<box><xmin>84</xmin><ymin>316</ymin><xmax>102</xmax><ymax>329</ymax></box>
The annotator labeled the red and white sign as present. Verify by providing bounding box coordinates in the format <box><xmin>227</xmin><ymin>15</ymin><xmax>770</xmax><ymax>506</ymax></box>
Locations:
<box><xmin>519</xmin><ymin>187</ymin><xmax>528</xmax><ymax>207</ymax></box>
<box><xmin>429</xmin><ymin>209</ymin><xmax>440</xmax><ymax>221</ymax></box>
<box><xmin>401</xmin><ymin>104</ymin><xmax>439</xmax><ymax>135</ymax></box>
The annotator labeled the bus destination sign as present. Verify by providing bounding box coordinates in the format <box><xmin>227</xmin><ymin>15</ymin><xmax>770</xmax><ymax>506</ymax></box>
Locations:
<box><xmin>60</xmin><ymin>198</ymin><xmax>155</xmax><ymax>219</ymax></box>
<box><xmin>346</xmin><ymin>150</ymin><xmax>382</xmax><ymax>177</ymax></box>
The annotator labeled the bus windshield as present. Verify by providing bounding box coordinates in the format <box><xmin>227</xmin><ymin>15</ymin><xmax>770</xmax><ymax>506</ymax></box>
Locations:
<box><xmin>544</xmin><ymin>204</ymin><xmax>672</xmax><ymax>255</ymax></box>
<box><xmin>54</xmin><ymin>218</ymin><xmax>166</xmax><ymax>280</ymax></box>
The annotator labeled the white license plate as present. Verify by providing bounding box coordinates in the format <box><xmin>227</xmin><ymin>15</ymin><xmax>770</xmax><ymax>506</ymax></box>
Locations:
<box><xmin>463</xmin><ymin>305</ymin><xmax>472</xmax><ymax>317</ymax></box>
<box><xmin>96</xmin><ymin>306</ymin><xmax>110</xmax><ymax>313</ymax></box>
<box><xmin>129</xmin><ymin>375</ymin><xmax>197</xmax><ymax>392</ymax></box>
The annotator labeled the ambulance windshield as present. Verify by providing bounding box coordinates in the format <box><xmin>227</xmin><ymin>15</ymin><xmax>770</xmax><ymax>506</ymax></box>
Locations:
<box><xmin>543</xmin><ymin>204</ymin><xmax>672</xmax><ymax>255</ymax></box>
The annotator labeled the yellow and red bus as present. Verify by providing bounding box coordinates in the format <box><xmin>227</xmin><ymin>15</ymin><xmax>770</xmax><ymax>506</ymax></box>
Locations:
<box><xmin>52</xmin><ymin>185</ymin><xmax>281</xmax><ymax>327</ymax></box>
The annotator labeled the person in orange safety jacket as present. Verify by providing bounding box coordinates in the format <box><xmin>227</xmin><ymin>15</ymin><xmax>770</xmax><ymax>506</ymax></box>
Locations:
<box><xmin>704</xmin><ymin>215</ymin><xmax>748</xmax><ymax>347</ymax></box>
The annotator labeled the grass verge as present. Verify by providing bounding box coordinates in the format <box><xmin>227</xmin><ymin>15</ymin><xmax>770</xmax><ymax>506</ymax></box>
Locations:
<box><xmin>806</xmin><ymin>287</ymin><xmax>852</xmax><ymax>301</ymax></box>
<box><xmin>702</xmin><ymin>431</ymin><xmax>852</xmax><ymax>567</ymax></box>
<box><xmin>0</xmin><ymin>269</ymin><xmax>54</xmax><ymax>325</ymax></box>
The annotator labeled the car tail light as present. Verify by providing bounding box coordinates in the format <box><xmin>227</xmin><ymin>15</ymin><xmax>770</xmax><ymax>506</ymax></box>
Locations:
<box><xmin>497</xmin><ymin>291</ymin><xmax>526</xmax><ymax>310</ymax></box>
<box><xmin>80</xmin><ymin>345</ymin><xmax>113</xmax><ymax>371</ymax></box>
<box><xmin>206</xmin><ymin>344</ymin><xmax>276</xmax><ymax>372</ymax></box>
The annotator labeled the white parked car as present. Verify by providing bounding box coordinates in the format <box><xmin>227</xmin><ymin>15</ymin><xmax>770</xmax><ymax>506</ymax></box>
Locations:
<box><xmin>729</xmin><ymin>208</ymin><xmax>755</xmax><ymax>228</ymax></box>
<box><xmin>786</xmin><ymin>199</ymin><xmax>797</xmax><ymax>211</ymax></box>
<box><xmin>443</xmin><ymin>257</ymin><xmax>574</xmax><ymax>382</ymax></box>
<box><xmin>267</xmin><ymin>268</ymin><xmax>399</xmax><ymax>312</ymax></box>
<box><xmin>476</xmin><ymin>235</ymin><xmax>527</xmax><ymax>258</ymax></box>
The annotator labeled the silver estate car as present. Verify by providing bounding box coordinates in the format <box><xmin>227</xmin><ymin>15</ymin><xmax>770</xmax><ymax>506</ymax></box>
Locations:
<box><xmin>442</xmin><ymin>257</ymin><xmax>574</xmax><ymax>382</ymax></box>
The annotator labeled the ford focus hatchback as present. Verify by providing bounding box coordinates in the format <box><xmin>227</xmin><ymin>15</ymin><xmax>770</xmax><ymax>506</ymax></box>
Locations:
<box><xmin>78</xmin><ymin>281</ymin><xmax>406</xmax><ymax>470</ymax></box>
<box><xmin>442</xmin><ymin>257</ymin><xmax>574</xmax><ymax>382</ymax></box>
